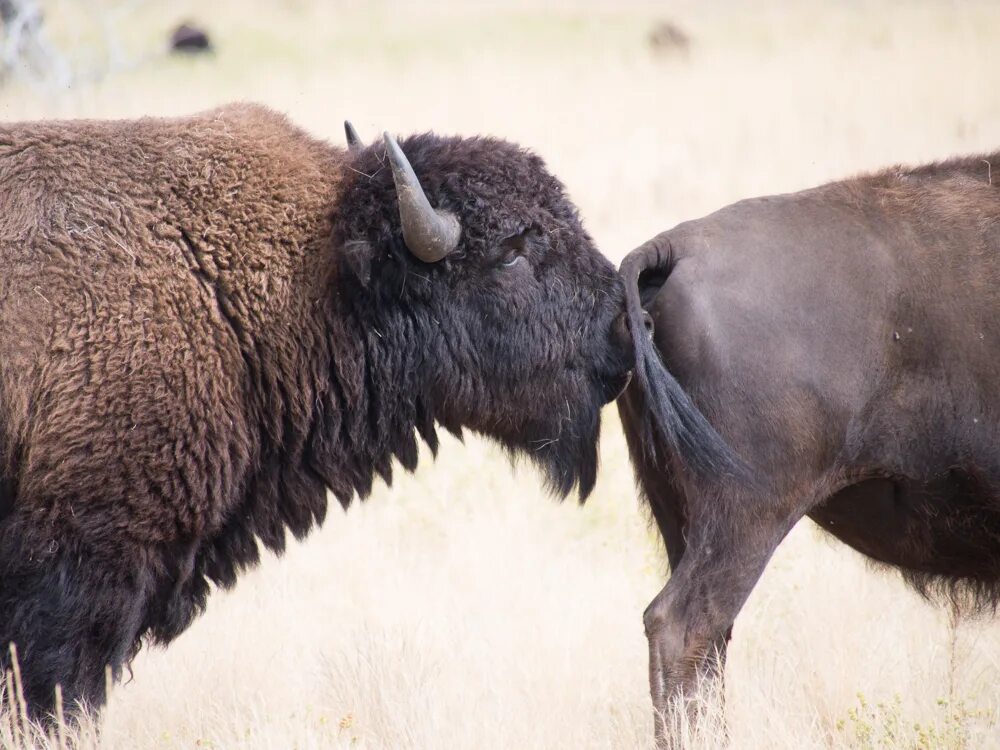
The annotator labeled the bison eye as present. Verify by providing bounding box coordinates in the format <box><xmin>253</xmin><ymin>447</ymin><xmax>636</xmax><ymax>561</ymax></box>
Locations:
<box><xmin>498</xmin><ymin>227</ymin><xmax>534</xmax><ymax>269</ymax></box>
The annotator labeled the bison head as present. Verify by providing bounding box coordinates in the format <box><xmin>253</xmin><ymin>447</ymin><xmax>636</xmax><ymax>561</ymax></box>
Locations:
<box><xmin>331</xmin><ymin>126</ymin><xmax>632</xmax><ymax>499</ymax></box>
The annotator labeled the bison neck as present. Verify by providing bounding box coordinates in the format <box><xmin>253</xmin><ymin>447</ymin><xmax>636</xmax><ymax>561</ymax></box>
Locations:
<box><xmin>304</xmin><ymin>304</ymin><xmax>441</xmax><ymax>509</ymax></box>
<box><xmin>180</xmin><ymin>288</ymin><xmax>440</xmax><ymax>640</ymax></box>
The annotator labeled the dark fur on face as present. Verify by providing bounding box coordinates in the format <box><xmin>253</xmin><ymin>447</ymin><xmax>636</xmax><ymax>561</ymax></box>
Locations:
<box><xmin>333</xmin><ymin>134</ymin><xmax>629</xmax><ymax>498</ymax></box>
<box><xmin>0</xmin><ymin>105</ymin><xmax>630</xmax><ymax>720</ymax></box>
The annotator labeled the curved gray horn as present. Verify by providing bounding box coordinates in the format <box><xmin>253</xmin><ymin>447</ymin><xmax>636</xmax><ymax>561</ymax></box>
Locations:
<box><xmin>344</xmin><ymin>120</ymin><xmax>363</xmax><ymax>151</ymax></box>
<box><xmin>383</xmin><ymin>132</ymin><xmax>461</xmax><ymax>263</ymax></box>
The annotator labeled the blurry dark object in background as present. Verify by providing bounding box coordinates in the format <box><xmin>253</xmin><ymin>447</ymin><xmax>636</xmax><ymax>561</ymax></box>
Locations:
<box><xmin>170</xmin><ymin>23</ymin><xmax>212</xmax><ymax>55</ymax></box>
<box><xmin>648</xmin><ymin>20</ymin><xmax>691</xmax><ymax>57</ymax></box>
<box><xmin>0</xmin><ymin>0</ymin><xmax>72</xmax><ymax>88</ymax></box>
<box><xmin>0</xmin><ymin>0</ymin><xmax>20</xmax><ymax>24</ymax></box>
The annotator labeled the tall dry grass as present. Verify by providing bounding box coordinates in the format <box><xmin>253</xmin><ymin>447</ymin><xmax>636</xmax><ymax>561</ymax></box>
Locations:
<box><xmin>2</xmin><ymin>1</ymin><xmax>1000</xmax><ymax>747</ymax></box>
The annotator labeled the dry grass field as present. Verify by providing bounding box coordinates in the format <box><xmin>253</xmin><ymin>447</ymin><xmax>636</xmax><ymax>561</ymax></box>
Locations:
<box><xmin>3</xmin><ymin>1</ymin><xmax>1000</xmax><ymax>747</ymax></box>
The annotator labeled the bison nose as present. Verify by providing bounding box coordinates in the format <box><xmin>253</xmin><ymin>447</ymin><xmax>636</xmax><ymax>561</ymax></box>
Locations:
<box><xmin>612</xmin><ymin>310</ymin><xmax>654</xmax><ymax>352</ymax></box>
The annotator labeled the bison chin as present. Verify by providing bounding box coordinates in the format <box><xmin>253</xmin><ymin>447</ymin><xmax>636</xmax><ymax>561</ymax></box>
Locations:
<box><xmin>493</xmin><ymin>365</ymin><xmax>629</xmax><ymax>501</ymax></box>
<box><xmin>502</xmin><ymin>395</ymin><xmax>604</xmax><ymax>502</ymax></box>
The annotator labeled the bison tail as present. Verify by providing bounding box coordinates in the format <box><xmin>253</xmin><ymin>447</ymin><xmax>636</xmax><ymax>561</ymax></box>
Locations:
<box><xmin>619</xmin><ymin>233</ymin><xmax>750</xmax><ymax>483</ymax></box>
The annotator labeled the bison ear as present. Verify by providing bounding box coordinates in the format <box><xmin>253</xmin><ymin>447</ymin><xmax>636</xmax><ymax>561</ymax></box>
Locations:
<box><xmin>341</xmin><ymin>240</ymin><xmax>373</xmax><ymax>287</ymax></box>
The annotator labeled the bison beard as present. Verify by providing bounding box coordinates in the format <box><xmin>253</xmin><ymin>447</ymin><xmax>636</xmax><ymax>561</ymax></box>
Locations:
<box><xmin>498</xmin><ymin>393</ymin><xmax>604</xmax><ymax>500</ymax></box>
<box><xmin>0</xmin><ymin>104</ymin><xmax>631</xmax><ymax>720</ymax></box>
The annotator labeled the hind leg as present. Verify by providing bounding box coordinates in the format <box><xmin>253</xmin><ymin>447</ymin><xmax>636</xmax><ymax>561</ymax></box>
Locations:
<box><xmin>642</xmin><ymin>474</ymin><xmax>735</xmax><ymax>689</ymax></box>
<box><xmin>642</xmin><ymin>489</ymin><xmax>800</xmax><ymax>746</ymax></box>
<box><xmin>0</xmin><ymin>531</ymin><xmax>150</xmax><ymax>721</ymax></box>
<box><xmin>620</xmin><ymin>392</ymin><xmax>735</xmax><ymax>705</ymax></box>
<box><xmin>619</xmin><ymin>390</ymin><xmax>691</xmax><ymax>572</ymax></box>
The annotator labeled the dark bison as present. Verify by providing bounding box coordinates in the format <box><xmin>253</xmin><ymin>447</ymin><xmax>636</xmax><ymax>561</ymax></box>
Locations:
<box><xmin>169</xmin><ymin>23</ymin><xmax>213</xmax><ymax>55</ymax></box>
<box><xmin>0</xmin><ymin>104</ymin><xmax>633</xmax><ymax>719</ymax></box>
<box><xmin>618</xmin><ymin>153</ymin><xmax>1000</xmax><ymax>740</ymax></box>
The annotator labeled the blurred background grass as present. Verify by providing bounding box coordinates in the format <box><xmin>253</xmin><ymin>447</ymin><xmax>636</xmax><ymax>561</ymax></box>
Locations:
<box><xmin>2</xmin><ymin>1</ymin><xmax>1000</xmax><ymax>748</ymax></box>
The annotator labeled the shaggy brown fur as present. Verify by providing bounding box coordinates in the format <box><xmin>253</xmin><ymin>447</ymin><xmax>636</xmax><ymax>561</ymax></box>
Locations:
<box><xmin>618</xmin><ymin>152</ymin><xmax>1000</xmax><ymax>743</ymax></box>
<box><xmin>0</xmin><ymin>104</ymin><xmax>632</xmax><ymax>719</ymax></box>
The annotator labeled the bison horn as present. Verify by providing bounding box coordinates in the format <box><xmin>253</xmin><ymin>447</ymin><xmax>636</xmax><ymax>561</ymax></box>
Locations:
<box><xmin>383</xmin><ymin>132</ymin><xmax>461</xmax><ymax>263</ymax></box>
<box><xmin>344</xmin><ymin>120</ymin><xmax>363</xmax><ymax>151</ymax></box>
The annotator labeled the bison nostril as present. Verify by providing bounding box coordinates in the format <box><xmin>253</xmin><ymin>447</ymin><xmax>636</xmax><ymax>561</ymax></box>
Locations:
<box><xmin>642</xmin><ymin>311</ymin><xmax>654</xmax><ymax>336</ymax></box>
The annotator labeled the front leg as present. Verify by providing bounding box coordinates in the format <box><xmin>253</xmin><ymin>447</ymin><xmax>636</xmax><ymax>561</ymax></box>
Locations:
<box><xmin>0</xmin><ymin>524</ymin><xmax>151</xmax><ymax>722</ymax></box>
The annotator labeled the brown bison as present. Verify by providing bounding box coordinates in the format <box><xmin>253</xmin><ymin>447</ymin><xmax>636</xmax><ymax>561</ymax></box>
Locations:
<box><xmin>0</xmin><ymin>104</ymin><xmax>633</xmax><ymax>719</ymax></box>
<box><xmin>618</xmin><ymin>153</ymin><xmax>1000</xmax><ymax>741</ymax></box>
